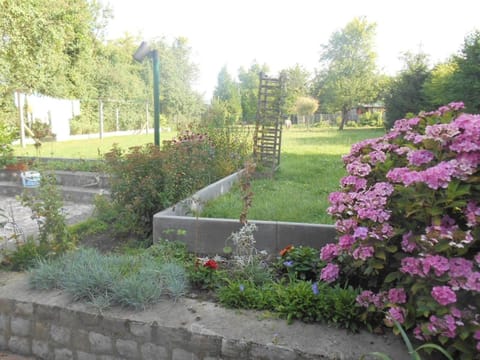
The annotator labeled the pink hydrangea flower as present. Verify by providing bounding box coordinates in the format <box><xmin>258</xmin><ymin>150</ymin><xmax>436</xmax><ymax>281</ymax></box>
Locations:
<box><xmin>422</xmin><ymin>255</ymin><xmax>450</xmax><ymax>277</ymax></box>
<box><xmin>320</xmin><ymin>263</ymin><xmax>339</xmax><ymax>283</ymax></box>
<box><xmin>320</xmin><ymin>243</ymin><xmax>341</xmax><ymax>261</ymax></box>
<box><xmin>388</xmin><ymin>288</ymin><xmax>407</xmax><ymax>304</ymax></box>
<box><xmin>401</xmin><ymin>231</ymin><xmax>417</xmax><ymax>253</ymax></box>
<box><xmin>338</xmin><ymin>234</ymin><xmax>355</xmax><ymax>249</ymax></box>
<box><xmin>400</xmin><ymin>257</ymin><xmax>423</xmax><ymax>277</ymax></box>
<box><xmin>407</xmin><ymin>150</ymin><xmax>435</xmax><ymax>166</ymax></box>
<box><xmin>431</xmin><ymin>286</ymin><xmax>457</xmax><ymax>306</ymax></box>
<box><xmin>387</xmin><ymin>307</ymin><xmax>406</xmax><ymax>324</ymax></box>
<box><xmin>352</xmin><ymin>246</ymin><xmax>374</xmax><ymax>260</ymax></box>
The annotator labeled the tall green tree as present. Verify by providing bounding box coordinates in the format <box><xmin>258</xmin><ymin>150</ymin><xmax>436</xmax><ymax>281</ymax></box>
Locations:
<box><xmin>384</xmin><ymin>51</ymin><xmax>430</xmax><ymax>129</ymax></box>
<box><xmin>295</xmin><ymin>96</ymin><xmax>318</xmax><ymax>128</ymax></box>
<box><xmin>423</xmin><ymin>60</ymin><xmax>459</xmax><ymax>108</ymax></box>
<box><xmin>281</xmin><ymin>64</ymin><xmax>311</xmax><ymax>116</ymax></box>
<box><xmin>449</xmin><ymin>30</ymin><xmax>480</xmax><ymax>113</ymax></box>
<box><xmin>211</xmin><ymin>66</ymin><xmax>242</xmax><ymax>125</ymax></box>
<box><xmin>0</xmin><ymin>0</ymin><xmax>101</xmax><ymax>97</ymax></box>
<box><xmin>238</xmin><ymin>62</ymin><xmax>269</xmax><ymax>123</ymax></box>
<box><xmin>314</xmin><ymin>17</ymin><xmax>379</xmax><ymax>130</ymax></box>
<box><xmin>159</xmin><ymin>37</ymin><xmax>204</xmax><ymax>128</ymax></box>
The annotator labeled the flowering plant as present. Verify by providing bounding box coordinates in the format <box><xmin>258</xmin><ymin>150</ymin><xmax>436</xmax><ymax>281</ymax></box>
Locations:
<box><xmin>321</xmin><ymin>103</ymin><xmax>479</xmax><ymax>358</ymax></box>
<box><xmin>203</xmin><ymin>259</ymin><xmax>219</xmax><ymax>270</ymax></box>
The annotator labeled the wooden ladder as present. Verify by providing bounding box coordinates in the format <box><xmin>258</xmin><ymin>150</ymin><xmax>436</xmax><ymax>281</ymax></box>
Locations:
<box><xmin>253</xmin><ymin>72</ymin><xmax>285</xmax><ymax>175</ymax></box>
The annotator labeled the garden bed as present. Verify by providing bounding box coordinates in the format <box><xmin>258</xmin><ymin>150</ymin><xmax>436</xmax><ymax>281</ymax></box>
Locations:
<box><xmin>0</xmin><ymin>271</ymin><xmax>409</xmax><ymax>360</ymax></box>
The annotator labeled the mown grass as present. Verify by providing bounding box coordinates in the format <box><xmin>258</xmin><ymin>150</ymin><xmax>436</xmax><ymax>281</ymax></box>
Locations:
<box><xmin>201</xmin><ymin>127</ymin><xmax>385</xmax><ymax>224</ymax></box>
<box><xmin>13</xmin><ymin>132</ymin><xmax>177</xmax><ymax>159</ymax></box>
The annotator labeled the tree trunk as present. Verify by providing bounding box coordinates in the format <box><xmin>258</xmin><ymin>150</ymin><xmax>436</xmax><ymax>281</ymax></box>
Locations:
<box><xmin>339</xmin><ymin>107</ymin><xmax>348</xmax><ymax>130</ymax></box>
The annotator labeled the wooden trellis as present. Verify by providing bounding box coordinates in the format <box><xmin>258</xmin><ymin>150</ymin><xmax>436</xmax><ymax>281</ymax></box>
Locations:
<box><xmin>253</xmin><ymin>72</ymin><xmax>286</xmax><ymax>175</ymax></box>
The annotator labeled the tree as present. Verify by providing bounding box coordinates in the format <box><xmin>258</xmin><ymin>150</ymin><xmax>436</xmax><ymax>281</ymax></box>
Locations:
<box><xmin>295</xmin><ymin>96</ymin><xmax>318</xmax><ymax>128</ymax></box>
<box><xmin>384</xmin><ymin>51</ymin><xmax>430</xmax><ymax>129</ymax></box>
<box><xmin>449</xmin><ymin>30</ymin><xmax>480</xmax><ymax>113</ymax></box>
<box><xmin>423</xmin><ymin>60</ymin><xmax>459</xmax><ymax>108</ymax></box>
<box><xmin>211</xmin><ymin>66</ymin><xmax>242</xmax><ymax>125</ymax></box>
<box><xmin>281</xmin><ymin>65</ymin><xmax>311</xmax><ymax>116</ymax></box>
<box><xmin>159</xmin><ymin>37</ymin><xmax>204</xmax><ymax>128</ymax></box>
<box><xmin>0</xmin><ymin>0</ymin><xmax>101</xmax><ymax>97</ymax></box>
<box><xmin>238</xmin><ymin>62</ymin><xmax>269</xmax><ymax>123</ymax></box>
<box><xmin>314</xmin><ymin>17</ymin><xmax>379</xmax><ymax>130</ymax></box>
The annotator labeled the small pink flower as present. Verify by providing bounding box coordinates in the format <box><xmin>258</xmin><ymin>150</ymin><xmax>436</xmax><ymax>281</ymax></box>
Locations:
<box><xmin>352</xmin><ymin>246</ymin><xmax>374</xmax><ymax>260</ymax></box>
<box><xmin>386</xmin><ymin>307</ymin><xmax>405</xmax><ymax>324</ymax></box>
<box><xmin>320</xmin><ymin>243</ymin><xmax>341</xmax><ymax>261</ymax></box>
<box><xmin>388</xmin><ymin>288</ymin><xmax>407</xmax><ymax>304</ymax></box>
<box><xmin>431</xmin><ymin>286</ymin><xmax>457</xmax><ymax>306</ymax></box>
<box><xmin>320</xmin><ymin>263</ymin><xmax>339</xmax><ymax>283</ymax></box>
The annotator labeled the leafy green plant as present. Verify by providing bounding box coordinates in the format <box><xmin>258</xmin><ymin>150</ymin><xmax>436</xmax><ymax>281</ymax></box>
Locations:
<box><xmin>276</xmin><ymin>245</ymin><xmax>322</xmax><ymax>281</ymax></box>
<box><xmin>20</xmin><ymin>171</ymin><xmax>75</xmax><ymax>251</ymax></box>
<box><xmin>0</xmin><ymin>121</ymin><xmax>17</xmax><ymax>168</ymax></box>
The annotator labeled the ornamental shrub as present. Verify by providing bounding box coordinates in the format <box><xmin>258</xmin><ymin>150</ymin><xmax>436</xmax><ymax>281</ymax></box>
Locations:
<box><xmin>320</xmin><ymin>102</ymin><xmax>480</xmax><ymax>358</ymax></box>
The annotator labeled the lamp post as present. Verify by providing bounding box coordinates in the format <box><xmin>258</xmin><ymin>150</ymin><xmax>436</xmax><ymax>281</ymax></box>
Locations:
<box><xmin>133</xmin><ymin>41</ymin><xmax>160</xmax><ymax>146</ymax></box>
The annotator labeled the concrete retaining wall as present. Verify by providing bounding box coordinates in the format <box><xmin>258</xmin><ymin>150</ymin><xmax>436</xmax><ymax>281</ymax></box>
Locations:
<box><xmin>0</xmin><ymin>170</ymin><xmax>108</xmax><ymax>203</ymax></box>
<box><xmin>0</xmin><ymin>274</ymin><xmax>409</xmax><ymax>360</ymax></box>
<box><xmin>153</xmin><ymin>171</ymin><xmax>337</xmax><ymax>254</ymax></box>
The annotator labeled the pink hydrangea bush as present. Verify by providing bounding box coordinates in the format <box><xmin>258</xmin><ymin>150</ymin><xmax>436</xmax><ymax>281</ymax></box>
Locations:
<box><xmin>321</xmin><ymin>103</ymin><xmax>479</xmax><ymax>358</ymax></box>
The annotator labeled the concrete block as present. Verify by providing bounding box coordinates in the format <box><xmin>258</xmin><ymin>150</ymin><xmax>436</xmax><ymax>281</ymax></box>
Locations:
<box><xmin>101</xmin><ymin>316</ymin><xmax>129</xmax><ymax>338</ymax></box>
<box><xmin>276</xmin><ymin>222</ymin><xmax>336</xmax><ymax>251</ymax></box>
<box><xmin>250</xmin><ymin>343</ymin><xmax>298</xmax><ymax>360</ymax></box>
<box><xmin>78</xmin><ymin>311</ymin><xmax>102</xmax><ymax>328</ymax></box>
<box><xmin>8</xmin><ymin>336</ymin><xmax>30</xmax><ymax>355</ymax></box>
<box><xmin>187</xmin><ymin>333</ymin><xmax>222</xmax><ymax>356</ymax></box>
<box><xmin>77</xmin><ymin>351</ymin><xmax>96</xmax><ymax>360</ymax></box>
<box><xmin>35</xmin><ymin>304</ymin><xmax>60</xmax><ymax>322</ymax></box>
<box><xmin>0</xmin><ymin>299</ymin><xmax>13</xmax><ymax>313</ymax></box>
<box><xmin>10</xmin><ymin>317</ymin><xmax>31</xmax><ymax>337</ymax></box>
<box><xmin>72</xmin><ymin>329</ymin><xmax>90</xmax><ymax>352</ymax></box>
<box><xmin>0</xmin><ymin>332</ymin><xmax>7</xmax><ymax>350</ymax></box>
<box><xmin>0</xmin><ymin>314</ymin><xmax>8</xmax><ymax>333</ymax></box>
<box><xmin>129</xmin><ymin>321</ymin><xmax>151</xmax><ymax>340</ymax></box>
<box><xmin>33</xmin><ymin>321</ymin><xmax>50</xmax><ymax>341</ymax></box>
<box><xmin>50</xmin><ymin>324</ymin><xmax>71</xmax><ymax>346</ymax></box>
<box><xmin>172</xmin><ymin>348</ymin><xmax>199</xmax><ymax>360</ymax></box>
<box><xmin>88</xmin><ymin>332</ymin><xmax>112</xmax><ymax>354</ymax></box>
<box><xmin>221</xmin><ymin>338</ymin><xmax>250</xmax><ymax>359</ymax></box>
<box><xmin>54</xmin><ymin>347</ymin><xmax>73</xmax><ymax>360</ymax></box>
<box><xmin>140</xmin><ymin>342</ymin><xmax>168</xmax><ymax>360</ymax></box>
<box><xmin>32</xmin><ymin>340</ymin><xmax>49</xmax><ymax>359</ymax></box>
<box><xmin>58</xmin><ymin>309</ymin><xmax>77</xmax><ymax>328</ymax></box>
<box><xmin>14</xmin><ymin>302</ymin><xmax>33</xmax><ymax>317</ymax></box>
<box><xmin>115</xmin><ymin>339</ymin><xmax>139</xmax><ymax>359</ymax></box>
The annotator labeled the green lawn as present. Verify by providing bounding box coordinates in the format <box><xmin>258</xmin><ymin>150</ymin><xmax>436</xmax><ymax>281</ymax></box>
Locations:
<box><xmin>201</xmin><ymin>127</ymin><xmax>385</xmax><ymax>224</ymax></box>
<box><xmin>13</xmin><ymin>131</ymin><xmax>177</xmax><ymax>159</ymax></box>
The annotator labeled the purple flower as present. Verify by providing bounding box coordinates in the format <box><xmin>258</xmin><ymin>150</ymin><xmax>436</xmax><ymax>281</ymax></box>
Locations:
<box><xmin>353</xmin><ymin>226</ymin><xmax>369</xmax><ymax>240</ymax></box>
<box><xmin>352</xmin><ymin>246</ymin><xmax>374</xmax><ymax>260</ymax></box>
<box><xmin>387</xmin><ymin>307</ymin><xmax>406</xmax><ymax>324</ymax></box>
<box><xmin>401</xmin><ymin>231</ymin><xmax>417</xmax><ymax>253</ymax></box>
<box><xmin>388</xmin><ymin>288</ymin><xmax>407</xmax><ymax>304</ymax></box>
<box><xmin>431</xmin><ymin>286</ymin><xmax>457</xmax><ymax>306</ymax></box>
<box><xmin>422</xmin><ymin>255</ymin><xmax>450</xmax><ymax>277</ymax></box>
<box><xmin>400</xmin><ymin>257</ymin><xmax>423</xmax><ymax>277</ymax></box>
<box><xmin>239</xmin><ymin>284</ymin><xmax>245</xmax><ymax>292</ymax></box>
<box><xmin>407</xmin><ymin>150</ymin><xmax>435</xmax><ymax>166</ymax></box>
<box><xmin>320</xmin><ymin>243</ymin><xmax>341</xmax><ymax>261</ymax></box>
<box><xmin>320</xmin><ymin>263</ymin><xmax>339</xmax><ymax>283</ymax></box>
<box><xmin>312</xmin><ymin>282</ymin><xmax>319</xmax><ymax>295</ymax></box>
<box><xmin>283</xmin><ymin>260</ymin><xmax>294</xmax><ymax>267</ymax></box>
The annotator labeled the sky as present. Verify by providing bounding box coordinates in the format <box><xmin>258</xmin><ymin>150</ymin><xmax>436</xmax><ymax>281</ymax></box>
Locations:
<box><xmin>105</xmin><ymin>0</ymin><xmax>480</xmax><ymax>102</ymax></box>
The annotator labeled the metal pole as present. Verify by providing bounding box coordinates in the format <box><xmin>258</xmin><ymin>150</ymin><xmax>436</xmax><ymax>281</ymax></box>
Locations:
<box><xmin>152</xmin><ymin>50</ymin><xmax>160</xmax><ymax>146</ymax></box>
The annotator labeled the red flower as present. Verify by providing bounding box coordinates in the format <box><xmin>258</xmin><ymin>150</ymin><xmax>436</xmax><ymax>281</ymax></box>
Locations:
<box><xmin>204</xmin><ymin>259</ymin><xmax>218</xmax><ymax>270</ymax></box>
<box><xmin>279</xmin><ymin>245</ymin><xmax>294</xmax><ymax>257</ymax></box>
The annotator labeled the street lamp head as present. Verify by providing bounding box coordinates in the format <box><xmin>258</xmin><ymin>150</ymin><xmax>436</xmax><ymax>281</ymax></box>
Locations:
<box><xmin>133</xmin><ymin>41</ymin><xmax>151</xmax><ymax>62</ymax></box>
